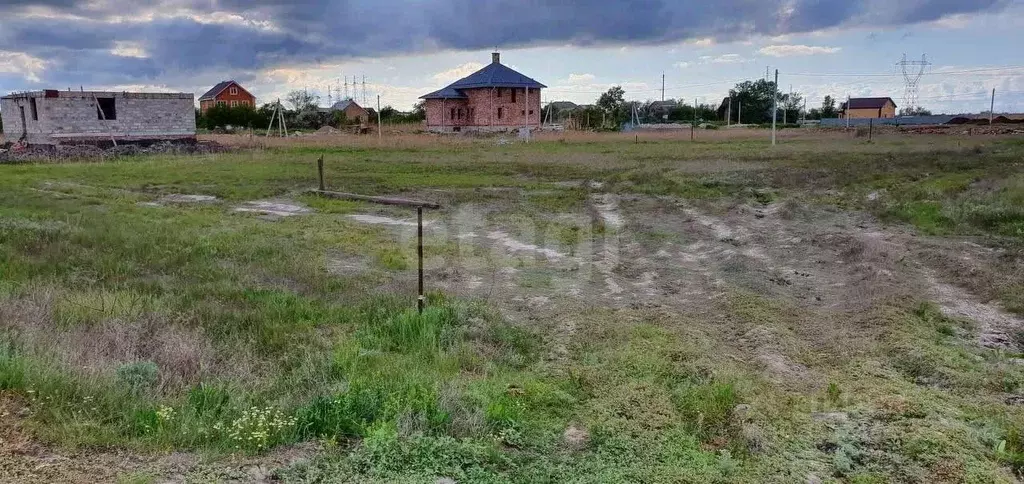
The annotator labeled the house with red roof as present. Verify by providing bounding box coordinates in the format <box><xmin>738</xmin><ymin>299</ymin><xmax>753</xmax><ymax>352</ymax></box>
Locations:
<box><xmin>198</xmin><ymin>81</ymin><xmax>256</xmax><ymax>114</ymax></box>
<box><xmin>420</xmin><ymin>53</ymin><xmax>546</xmax><ymax>132</ymax></box>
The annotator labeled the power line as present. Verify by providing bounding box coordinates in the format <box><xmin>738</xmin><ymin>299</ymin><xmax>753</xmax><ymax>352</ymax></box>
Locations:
<box><xmin>787</xmin><ymin>65</ymin><xmax>1024</xmax><ymax>78</ymax></box>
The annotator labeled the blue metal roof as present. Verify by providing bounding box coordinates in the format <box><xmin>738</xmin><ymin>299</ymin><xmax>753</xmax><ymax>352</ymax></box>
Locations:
<box><xmin>449</xmin><ymin>62</ymin><xmax>546</xmax><ymax>90</ymax></box>
<box><xmin>420</xmin><ymin>86</ymin><xmax>468</xmax><ymax>100</ymax></box>
<box><xmin>419</xmin><ymin>59</ymin><xmax>545</xmax><ymax>99</ymax></box>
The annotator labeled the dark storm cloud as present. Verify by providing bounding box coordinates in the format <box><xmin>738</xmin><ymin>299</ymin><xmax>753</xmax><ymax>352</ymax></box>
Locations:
<box><xmin>0</xmin><ymin>0</ymin><xmax>1010</xmax><ymax>89</ymax></box>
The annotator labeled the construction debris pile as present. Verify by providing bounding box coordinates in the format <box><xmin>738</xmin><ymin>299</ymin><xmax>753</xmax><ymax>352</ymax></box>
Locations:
<box><xmin>0</xmin><ymin>140</ymin><xmax>228</xmax><ymax>163</ymax></box>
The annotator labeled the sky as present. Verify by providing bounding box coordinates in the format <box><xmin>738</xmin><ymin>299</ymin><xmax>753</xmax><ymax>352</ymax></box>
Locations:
<box><xmin>1</xmin><ymin>0</ymin><xmax>1023</xmax><ymax>114</ymax></box>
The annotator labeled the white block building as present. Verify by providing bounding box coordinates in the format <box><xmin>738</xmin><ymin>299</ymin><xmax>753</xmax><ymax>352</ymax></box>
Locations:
<box><xmin>1</xmin><ymin>90</ymin><xmax>196</xmax><ymax>145</ymax></box>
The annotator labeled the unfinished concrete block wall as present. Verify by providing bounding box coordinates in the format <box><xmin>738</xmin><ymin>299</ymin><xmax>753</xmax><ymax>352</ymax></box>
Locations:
<box><xmin>1</xmin><ymin>96</ymin><xmax>45</xmax><ymax>142</ymax></box>
<box><xmin>2</xmin><ymin>91</ymin><xmax>196</xmax><ymax>144</ymax></box>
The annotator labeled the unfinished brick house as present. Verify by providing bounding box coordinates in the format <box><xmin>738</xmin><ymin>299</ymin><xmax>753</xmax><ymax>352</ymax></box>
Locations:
<box><xmin>198</xmin><ymin>81</ymin><xmax>256</xmax><ymax>114</ymax></box>
<box><xmin>1</xmin><ymin>90</ymin><xmax>196</xmax><ymax>145</ymax></box>
<box><xmin>420</xmin><ymin>53</ymin><xmax>545</xmax><ymax>132</ymax></box>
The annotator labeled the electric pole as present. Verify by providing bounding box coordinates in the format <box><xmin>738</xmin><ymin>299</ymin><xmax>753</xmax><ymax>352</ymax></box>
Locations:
<box><xmin>990</xmin><ymin>88</ymin><xmax>996</xmax><ymax>125</ymax></box>
<box><xmin>846</xmin><ymin>95</ymin><xmax>851</xmax><ymax>129</ymax></box>
<box><xmin>727</xmin><ymin>97</ymin><xmax>732</xmax><ymax>126</ymax></box>
<box><xmin>661</xmin><ymin>73</ymin><xmax>665</xmax><ymax>102</ymax></box>
<box><xmin>772</xmin><ymin>69</ymin><xmax>778</xmax><ymax>146</ymax></box>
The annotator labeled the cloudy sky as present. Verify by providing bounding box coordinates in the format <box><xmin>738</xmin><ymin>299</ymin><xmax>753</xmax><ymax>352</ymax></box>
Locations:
<box><xmin>1</xmin><ymin>0</ymin><xmax>1022</xmax><ymax>114</ymax></box>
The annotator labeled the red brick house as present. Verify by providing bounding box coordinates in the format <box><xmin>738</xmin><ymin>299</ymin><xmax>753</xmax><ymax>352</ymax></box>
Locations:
<box><xmin>198</xmin><ymin>81</ymin><xmax>256</xmax><ymax>113</ymax></box>
<box><xmin>420</xmin><ymin>53</ymin><xmax>545</xmax><ymax>132</ymax></box>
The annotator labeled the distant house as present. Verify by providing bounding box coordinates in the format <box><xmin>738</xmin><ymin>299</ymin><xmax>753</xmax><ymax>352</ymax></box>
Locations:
<box><xmin>328</xmin><ymin>99</ymin><xmax>369</xmax><ymax>125</ymax></box>
<box><xmin>420</xmin><ymin>52</ymin><xmax>546</xmax><ymax>132</ymax></box>
<box><xmin>544</xmin><ymin>101</ymin><xmax>579</xmax><ymax>122</ymax></box>
<box><xmin>840</xmin><ymin>97</ymin><xmax>897</xmax><ymax>119</ymax></box>
<box><xmin>648</xmin><ymin>100</ymin><xmax>678</xmax><ymax>120</ymax></box>
<box><xmin>198</xmin><ymin>81</ymin><xmax>256</xmax><ymax>114</ymax></box>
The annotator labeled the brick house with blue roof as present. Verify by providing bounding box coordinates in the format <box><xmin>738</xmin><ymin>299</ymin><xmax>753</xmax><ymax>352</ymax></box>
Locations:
<box><xmin>420</xmin><ymin>53</ymin><xmax>545</xmax><ymax>132</ymax></box>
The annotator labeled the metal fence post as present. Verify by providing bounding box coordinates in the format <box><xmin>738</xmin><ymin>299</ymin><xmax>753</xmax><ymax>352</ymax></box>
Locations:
<box><xmin>417</xmin><ymin>207</ymin><xmax>425</xmax><ymax>314</ymax></box>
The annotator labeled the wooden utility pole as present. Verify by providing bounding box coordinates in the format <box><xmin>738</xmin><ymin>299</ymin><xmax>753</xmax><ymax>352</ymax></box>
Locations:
<box><xmin>377</xmin><ymin>95</ymin><xmax>382</xmax><ymax>141</ymax></box>
<box><xmin>727</xmin><ymin>97</ymin><xmax>731</xmax><ymax>126</ymax></box>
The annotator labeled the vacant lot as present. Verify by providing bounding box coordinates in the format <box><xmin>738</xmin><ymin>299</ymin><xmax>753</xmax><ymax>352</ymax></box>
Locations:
<box><xmin>2</xmin><ymin>132</ymin><xmax>1024</xmax><ymax>482</ymax></box>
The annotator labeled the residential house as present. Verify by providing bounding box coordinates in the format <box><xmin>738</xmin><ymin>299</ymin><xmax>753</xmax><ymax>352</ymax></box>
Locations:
<box><xmin>647</xmin><ymin>100</ymin><xmax>678</xmax><ymax>121</ymax></box>
<box><xmin>840</xmin><ymin>97</ymin><xmax>897</xmax><ymax>119</ymax></box>
<box><xmin>1</xmin><ymin>89</ymin><xmax>195</xmax><ymax>145</ymax></box>
<box><xmin>544</xmin><ymin>101</ymin><xmax>579</xmax><ymax>123</ymax></box>
<box><xmin>328</xmin><ymin>99</ymin><xmax>370</xmax><ymax>125</ymax></box>
<box><xmin>198</xmin><ymin>81</ymin><xmax>256</xmax><ymax>113</ymax></box>
<box><xmin>420</xmin><ymin>52</ymin><xmax>546</xmax><ymax>132</ymax></box>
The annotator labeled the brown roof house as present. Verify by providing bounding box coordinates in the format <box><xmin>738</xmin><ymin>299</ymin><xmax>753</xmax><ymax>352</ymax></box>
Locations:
<box><xmin>327</xmin><ymin>99</ymin><xmax>369</xmax><ymax>125</ymax></box>
<box><xmin>420</xmin><ymin>52</ymin><xmax>546</xmax><ymax>132</ymax></box>
<box><xmin>198</xmin><ymin>81</ymin><xmax>256</xmax><ymax>113</ymax></box>
<box><xmin>840</xmin><ymin>97</ymin><xmax>897</xmax><ymax>119</ymax></box>
<box><xmin>1</xmin><ymin>89</ymin><xmax>195</xmax><ymax>145</ymax></box>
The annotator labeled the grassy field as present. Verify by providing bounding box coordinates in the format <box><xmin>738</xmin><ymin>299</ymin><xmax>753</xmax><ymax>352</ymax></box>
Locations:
<box><xmin>1</xmin><ymin>131</ymin><xmax>1024</xmax><ymax>482</ymax></box>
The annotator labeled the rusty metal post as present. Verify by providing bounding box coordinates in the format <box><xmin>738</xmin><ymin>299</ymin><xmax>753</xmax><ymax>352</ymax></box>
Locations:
<box><xmin>868</xmin><ymin>119</ymin><xmax>873</xmax><ymax>143</ymax></box>
<box><xmin>317</xmin><ymin>155</ymin><xmax>325</xmax><ymax>191</ymax></box>
<box><xmin>417</xmin><ymin>206</ymin><xmax>424</xmax><ymax>314</ymax></box>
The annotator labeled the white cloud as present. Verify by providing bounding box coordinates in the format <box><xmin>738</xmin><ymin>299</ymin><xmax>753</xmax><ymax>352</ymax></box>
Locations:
<box><xmin>568</xmin><ymin>73</ymin><xmax>595</xmax><ymax>83</ymax></box>
<box><xmin>758</xmin><ymin>44</ymin><xmax>842</xmax><ymax>57</ymax></box>
<box><xmin>110</xmin><ymin>41</ymin><xmax>148</xmax><ymax>58</ymax></box>
<box><xmin>674</xmin><ymin>61</ymin><xmax>691</xmax><ymax>69</ymax></box>
<box><xmin>431</xmin><ymin>62</ymin><xmax>484</xmax><ymax>83</ymax></box>
<box><xmin>0</xmin><ymin>51</ymin><xmax>48</xmax><ymax>82</ymax></box>
<box><xmin>699</xmin><ymin>54</ymin><xmax>748</xmax><ymax>64</ymax></box>
<box><xmin>690</xmin><ymin>38</ymin><xmax>714</xmax><ymax>47</ymax></box>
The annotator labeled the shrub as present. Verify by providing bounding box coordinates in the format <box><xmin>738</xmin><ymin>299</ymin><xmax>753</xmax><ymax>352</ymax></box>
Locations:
<box><xmin>116</xmin><ymin>361</ymin><xmax>159</xmax><ymax>393</ymax></box>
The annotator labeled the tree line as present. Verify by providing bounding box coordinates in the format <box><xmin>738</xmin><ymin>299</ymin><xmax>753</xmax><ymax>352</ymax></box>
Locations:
<box><xmin>196</xmin><ymin>90</ymin><xmax>425</xmax><ymax>131</ymax></box>
<box><xmin>542</xmin><ymin>79</ymin><xmax>934</xmax><ymax>129</ymax></box>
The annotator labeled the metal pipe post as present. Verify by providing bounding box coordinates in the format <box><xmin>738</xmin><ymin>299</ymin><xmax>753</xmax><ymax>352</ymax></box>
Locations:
<box><xmin>417</xmin><ymin>207</ymin><xmax>424</xmax><ymax>314</ymax></box>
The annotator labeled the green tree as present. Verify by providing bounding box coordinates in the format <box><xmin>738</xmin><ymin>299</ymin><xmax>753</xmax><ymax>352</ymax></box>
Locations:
<box><xmin>781</xmin><ymin>92</ymin><xmax>803</xmax><ymax>123</ymax></box>
<box><xmin>729</xmin><ymin>79</ymin><xmax>777</xmax><ymax>124</ymax></box>
<box><xmin>900</xmin><ymin>106</ymin><xmax>932</xmax><ymax>116</ymax></box>
<box><xmin>597</xmin><ymin>86</ymin><xmax>628</xmax><ymax>127</ymax></box>
<box><xmin>821</xmin><ymin>96</ymin><xmax>838</xmax><ymax>118</ymax></box>
<box><xmin>285</xmin><ymin>90</ymin><xmax>319</xmax><ymax>111</ymax></box>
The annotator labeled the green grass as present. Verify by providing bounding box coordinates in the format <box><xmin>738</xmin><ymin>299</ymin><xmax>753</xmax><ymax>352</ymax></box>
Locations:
<box><xmin>1</xmin><ymin>136</ymin><xmax>1023</xmax><ymax>481</ymax></box>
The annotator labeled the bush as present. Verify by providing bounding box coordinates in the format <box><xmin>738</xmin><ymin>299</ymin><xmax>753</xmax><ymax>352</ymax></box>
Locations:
<box><xmin>116</xmin><ymin>361</ymin><xmax>159</xmax><ymax>393</ymax></box>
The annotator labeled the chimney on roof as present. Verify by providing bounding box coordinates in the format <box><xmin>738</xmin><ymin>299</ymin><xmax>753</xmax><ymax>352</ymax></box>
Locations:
<box><xmin>492</xmin><ymin>52</ymin><xmax>500</xmax><ymax>64</ymax></box>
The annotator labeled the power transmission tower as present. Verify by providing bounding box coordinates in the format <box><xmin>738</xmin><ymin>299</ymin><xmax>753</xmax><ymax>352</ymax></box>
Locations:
<box><xmin>362</xmin><ymin>75</ymin><xmax>367</xmax><ymax>105</ymax></box>
<box><xmin>896</xmin><ymin>54</ymin><xmax>930</xmax><ymax>113</ymax></box>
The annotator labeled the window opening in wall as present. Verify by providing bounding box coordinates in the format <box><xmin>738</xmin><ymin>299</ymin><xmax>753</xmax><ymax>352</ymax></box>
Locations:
<box><xmin>511</xmin><ymin>89</ymin><xmax>517</xmax><ymax>103</ymax></box>
<box><xmin>497</xmin><ymin>107</ymin><xmax>503</xmax><ymax>119</ymax></box>
<box><xmin>30</xmin><ymin>98</ymin><xmax>38</xmax><ymax>121</ymax></box>
<box><xmin>231</xmin><ymin>100</ymin><xmax>238</xmax><ymax>107</ymax></box>
<box><xmin>529</xmin><ymin>110</ymin><xmax>534</xmax><ymax>115</ymax></box>
<box><xmin>229</xmin><ymin>87</ymin><xmax>238</xmax><ymax>95</ymax></box>
<box><xmin>521</xmin><ymin>110</ymin><xmax>525</xmax><ymax>116</ymax></box>
<box><xmin>96</xmin><ymin>97</ymin><xmax>116</xmax><ymax>120</ymax></box>
<box><xmin>457</xmin><ymin>108</ymin><xmax>462</xmax><ymax>120</ymax></box>
<box><xmin>497</xmin><ymin>88</ymin><xmax>502</xmax><ymax>98</ymax></box>
<box><xmin>450</xmin><ymin>108</ymin><xmax>455</xmax><ymax>121</ymax></box>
